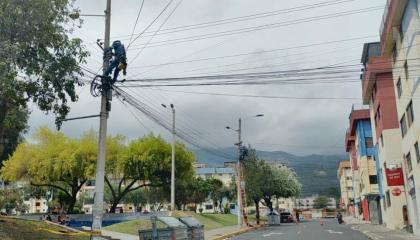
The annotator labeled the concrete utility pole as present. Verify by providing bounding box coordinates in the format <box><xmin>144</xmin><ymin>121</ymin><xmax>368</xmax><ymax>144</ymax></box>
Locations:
<box><xmin>237</xmin><ymin>117</ymin><xmax>243</xmax><ymax>227</ymax></box>
<box><xmin>92</xmin><ymin>0</ymin><xmax>111</xmax><ymax>232</ymax></box>
<box><xmin>171</xmin><ymin>104</ymin><xmax>176</xmax><ymax>212</ymax></box>
<box><xmin>162</xmin><ymin>103</ymin><xmax>176</xmax><ymax>213</ymax></box>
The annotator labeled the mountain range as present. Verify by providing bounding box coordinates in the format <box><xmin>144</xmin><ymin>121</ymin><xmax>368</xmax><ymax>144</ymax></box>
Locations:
<box><xmin>194</xmin><ymin>147</ymin><xmax>346</xmax><ymax>197</ymax></box>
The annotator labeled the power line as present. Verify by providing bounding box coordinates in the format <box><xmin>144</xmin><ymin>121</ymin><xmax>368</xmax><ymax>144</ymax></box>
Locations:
<box><xmin>114</xmin><ymin>0</ymin><xmax>356</xmax><ymax>40</ymax></box>
<box><xmin>128</xmin><ymin>36</ymin><xmax>375</xmax><ymax>70</ymax></box>
<box><xmin>114</xmin><ymin>86</ymin><xmax>235</xmax><ymax>160</ymax></box>
<box><xmin>127</xmin><ymin>6</ymin><xmax>383</xmax><ymax>50</ymax></box>
<box><xmin>126</xmin><ymin>0</ymin><xmax>174</xmax><ymax>50</ymax></box>
<box><xmin>127</xmin><ymin>0</ymin><xmax>146</xmax><ymax>48</ymax></box>
<box><xmin>145</xmin><ymin>88</ymin><xmax>361</xmax><ymax>100</ymax></box>
<box><xmin>129</xmin><ymin>0</ymin><xmax>184</xmax><ymax>65</ymax></box>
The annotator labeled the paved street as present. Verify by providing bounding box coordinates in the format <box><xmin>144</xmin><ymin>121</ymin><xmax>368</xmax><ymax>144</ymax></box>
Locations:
<box><xmin>233</xmin><ymin>219</ymin><xmax>369</xmax><ymax>240</ymax></box>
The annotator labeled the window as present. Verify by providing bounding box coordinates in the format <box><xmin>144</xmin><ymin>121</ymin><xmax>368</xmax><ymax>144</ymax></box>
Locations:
<box><xmin>366</xmin><ymin>137</ymin><xmax>374</xmax><ymax>148</ymax></box>
<box><xmin>407</xmin><ymin>101</ymin><xmax>414</xmax><ymax>127</ymax></box>
<box><xmin>380</xmin><ymin>134</ymin><xmax>384</xmax><ymax>147</ymax></box>
<box><xmin>397</xmin><ymin>78</ymin><xmax>402</xmax><ymax>98</ymax></box>
<box><xmin>407</xmin><ymin>152</ymin><xmax>413</xmax><ymax>172</ymax></box>
<box><xmin>404</xmin><ymin>61</ymin><xmax>409</xmax><ymax>81</ymax></box>
<box><xmin>205</xmin><ymin>204</ymin><xmax>213</xmax><ymax>210</ymax></box>
<box><xmin>386</xmin><ymin>190</ymin><xmax>391</xmax><ymax>207</ymax></box>
<box><xmin>401</xmin><ymin>114</ymin><xmax>407</xmax><ymax>137</ymax></box>
<box><xmin>416</xmin><ymin>142</ymin><xmax>420</xmax><ymax>164</ymax></box>
<box><xmin>347</xmin><ymin>187</ymin><xmax>353</xmax><ymax>191</ymax></box>
<box><xmin>369</xmin><ymin>175</ymin><xmax>378</xmax><ymax>184</ymax></box>
<box><xmin>346</xmin><ymin>177</ymin><xmax>352</xmax><ymax>180</ymax></box>
<box><xmin>35</xmin><ymin>202</ymin><xmax>41</xmax><ymax>207</ymax></box>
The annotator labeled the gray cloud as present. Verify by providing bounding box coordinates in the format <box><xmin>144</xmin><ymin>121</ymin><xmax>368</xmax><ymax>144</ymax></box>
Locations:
<box><xmin>27</xmin><ymin>0</ymin><xmax>385</xmax><ymax>156</ymax></box>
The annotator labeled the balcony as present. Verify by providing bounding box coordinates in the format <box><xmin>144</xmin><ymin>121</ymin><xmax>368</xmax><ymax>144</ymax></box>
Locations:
<box><xmin>379</xmin><ymin>0</ymin><xmax>407</xmax><ymax>55</ymax></box>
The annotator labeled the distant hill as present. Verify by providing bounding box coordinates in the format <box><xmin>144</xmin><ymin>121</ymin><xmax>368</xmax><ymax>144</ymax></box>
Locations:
<box><xmin>193</xmin><ymin>148</ymin><xmax>346</xmax><ymax>197</ymax></box>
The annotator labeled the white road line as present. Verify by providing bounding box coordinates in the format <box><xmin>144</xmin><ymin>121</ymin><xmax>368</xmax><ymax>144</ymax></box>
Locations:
<box><xmin>263</xmin><ymin>232</ymin><xmax>284</xmax><ymax>237</ymax></box>
<box><xmin>297</xmin><ymin>230</ymin><xmax>302</xmax><ymax>234</ymax></box>
<box><xmin>327</xmin><ymin>229</ymin><xmax>343</xmax><ymax>234</ymax></box>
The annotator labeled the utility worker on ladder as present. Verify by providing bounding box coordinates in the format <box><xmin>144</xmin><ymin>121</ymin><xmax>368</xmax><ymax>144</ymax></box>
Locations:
<box><xmin>104</xmin><ymin>40</ymin><xmax>127</xmax><ymax>84</ymax></box>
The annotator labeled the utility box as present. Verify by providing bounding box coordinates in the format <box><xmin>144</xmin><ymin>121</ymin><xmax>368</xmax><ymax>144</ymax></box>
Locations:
<box><xmin>178</xmin><ymin>217</ymin><xmax>204</xmax><ymax>240</ymax></box>
<box><xmin>267</xmin><ymin>212</ymin><xmax>281</xmax><ymax>226</ymax></box>
<box><xmin>139</xmin><ymin>216</ymin><xmax>188</xmax><ymax>240</ymax></box>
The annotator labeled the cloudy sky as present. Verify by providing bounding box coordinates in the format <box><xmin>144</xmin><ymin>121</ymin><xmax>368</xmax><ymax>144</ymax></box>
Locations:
<box><xmin>28</xmin><ymin>0</ymin><xmax>386</xmax><ymax>156</ymax></box>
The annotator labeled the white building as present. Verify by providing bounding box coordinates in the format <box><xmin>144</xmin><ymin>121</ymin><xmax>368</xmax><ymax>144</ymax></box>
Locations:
<box><xmin>295</xmin><ymin>196</ymin><xmax>336</xmax><ymax>210</ymax></box>
<box><xmin>195</xmin><ymin>167</ymin><xmax>235</xmax><ymax>186</ymax></box>
<box><xmin>379</xmin><ymin>0</ymin><xmax>420</xmax><ymax>234</ymax></box>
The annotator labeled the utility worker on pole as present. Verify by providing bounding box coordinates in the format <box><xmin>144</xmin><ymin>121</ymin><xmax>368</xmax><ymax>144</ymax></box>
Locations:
<box><xmin>104</xmin><ymin>40</ymin><xmax>127</xmax><ymax>84</ymax></box>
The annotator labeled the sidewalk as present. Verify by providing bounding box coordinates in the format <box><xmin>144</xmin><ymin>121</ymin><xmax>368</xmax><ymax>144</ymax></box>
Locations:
<box><xmin>205</xmin><ymin>225</ymin><xmax>257</xmax><ymax>240</ymax></box>
<box><xmin>100</xmin><ymin>225</ymin><xmax>250</xmax><ymax>240</ymax></box>
<box><xmin>101</xmin><ymin>229</ymin><xmax>138</xmax><ymax>240</ymax></box>
<box><xmin>344</xmin><ymin>216</ymin><xmax>420</xmax><ymax>240</ymax></box>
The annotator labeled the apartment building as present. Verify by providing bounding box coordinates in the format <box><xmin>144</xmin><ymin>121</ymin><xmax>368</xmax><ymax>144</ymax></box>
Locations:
<box><xmin>337</xmin><ymin>160</ymin><xmax>353</xmax><ymax>215</ymax></box>
<box><xmin>195</xmin><ymin>167</ymin><xmax>235</xmax><ymax>186</ymax></box>
<box><xmin>345</xmin><ymin>107</ymin><xmax>380</xmax><ymax>223</ymax></box>
<box><xmin>295</xmin><ymin>196</ymin><xmax>336</xmax><ymax>210</ymax></box>
<box><xmin>361</xmin><ymin>41</ymin><xmax>408</xmax><ymax>229</ymax></box>
<box><xmin>379</xmin><ymin>0</ymin><xmax>420</xmax><ymax>234</ymax></box>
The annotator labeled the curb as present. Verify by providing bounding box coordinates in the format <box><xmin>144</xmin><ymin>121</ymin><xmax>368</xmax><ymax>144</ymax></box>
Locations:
<box><xmin>212</xmin><ymin>225</ymin><xmax>264</xmax><ymax>240</ymax></box>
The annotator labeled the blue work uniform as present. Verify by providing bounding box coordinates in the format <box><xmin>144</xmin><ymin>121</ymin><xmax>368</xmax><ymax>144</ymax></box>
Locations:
<box><xmin>104</xmin><ymin>41</ymin><xmax>126</xmax><ymax>84</ymax></box>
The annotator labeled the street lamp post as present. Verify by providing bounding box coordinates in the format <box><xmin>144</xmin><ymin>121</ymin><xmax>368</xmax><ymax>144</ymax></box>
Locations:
<box><xmin>162</xmin><ymin>104</ymin><xmax>176</xmax><ymax>213</ymax></box>
<box><xmin>226</xmin><ymin>114</ymin><xmax>264</xmax><ymax>227</ymax></box>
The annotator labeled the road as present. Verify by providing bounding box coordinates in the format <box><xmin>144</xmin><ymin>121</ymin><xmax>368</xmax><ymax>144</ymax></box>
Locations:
<box><xmin>233</xmin><ymin>219</ymin><xmax>369</xmax><ymax>240</ymax></box>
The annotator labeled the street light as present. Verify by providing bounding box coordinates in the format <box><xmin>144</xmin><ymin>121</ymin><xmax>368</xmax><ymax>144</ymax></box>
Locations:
<box><xmin>162</xmin><ymin>103</ymin><xmax>175</xmax><ymax>213</ymax></box>
<box><xmin>226</xmin><ymin>114</ymin><xmax>264</xmax><ymax>227</ymax></box>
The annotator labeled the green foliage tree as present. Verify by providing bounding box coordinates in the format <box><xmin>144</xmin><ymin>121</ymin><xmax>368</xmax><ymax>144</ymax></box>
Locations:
<box><xmin>175</xmin><ymin>177</ymin><xmax>211</xmax><ymax>211</ymax></box>
<box><xmin>208</xmin><ymin>178</ymin><xmax>224</xmax><ymax>212</ymax></box>
<box><xmin>313</xmin><ymin>195</ymin><xmax>330</xmax><ymax>209</ymax></box>
<box><xmin>0</xmin><ymin>0</ymin><xmax>89</xmax><ymax>166</ymax></box>
<box><xmin>123</xmin><ymin>189</ymin><xmax>147</xmax><ymax>212</ymax></box>
<box><xmin>0</xmin><ymin>188</ymin><xmax>28</xmax><ymax>214</ymax></box>
<box><xmin>1</xmin><ymin>127</ymin><xmax>97</xmax><ymax>213</ymax></box>
<box><xmin>0</xmin><ymin>105</ymin><xmax>28</xmax><ymax>167</ymax></box>
<box><xmin>243</xmin><ymin>147</ymin><xmax>301</xmax><ymax>224</ymax></box>
<box><xmin>105</xmin><ymin>134</ymin><xmax>195</xmax><ymax>213</ymax></box>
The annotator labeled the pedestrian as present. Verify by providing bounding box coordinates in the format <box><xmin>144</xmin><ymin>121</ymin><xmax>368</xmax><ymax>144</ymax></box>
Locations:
<box><xmin>296</xmin><ymin>211</ymin><xmax>300</xmax><ymax>224</ymax></box>
<box><xmin>46</xmin><ymin>214</ymin><xmax>52</xmax><ymax>221</ymax></box>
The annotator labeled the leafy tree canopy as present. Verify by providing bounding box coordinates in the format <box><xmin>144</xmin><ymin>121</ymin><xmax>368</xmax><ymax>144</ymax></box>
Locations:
<box><xmin>0</xmin><ymin>0</ymin><xmax>89</xmax><ymax>166</ymax></box>
<box><xmin>1</xmin><ymin>127</ymin><xmax>97</xmax><ymax>212</ymax></box>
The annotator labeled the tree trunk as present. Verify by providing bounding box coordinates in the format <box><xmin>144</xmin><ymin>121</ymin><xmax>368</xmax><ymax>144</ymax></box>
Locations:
<box><xmin>67</xmin><ymin>195</ymin><xmax>77</xmax><ymax>213</ymax></box>
<box><xmin>254</xmin><ymin>199</ymin><xmax>260</xmax><ymax>225</ymax></box>
<box><xmin>264</xmin><ymin>197</ymin><xmax>273</xmax><ymax>213</ymax></box>
<box><xmin>109</xmin><ymin>200</ymin><xmax>119</xmax><ymax>213</ymax></box>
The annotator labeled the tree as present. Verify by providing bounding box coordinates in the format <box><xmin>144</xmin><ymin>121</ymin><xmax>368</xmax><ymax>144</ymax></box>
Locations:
<box><xmin>0</xmin><ymin>188</ymin><xmax>28</xmax><ymax>214</ymax></box>
<box><xmin>208</xmin><ymin>178</ymin><xmax>224</xmax><ymax>212</ymax></box>
<box><xmin>105</xmin><ymin>135</ymin><xmax>195</xmax><ymax>213</ymax></box>
<box><xmin>243</xmin><ymin>147</ymin><xmax>301</xmax><ymax>224</ymax></box>
<box><xmin>1</xmin><ymin>127</ymin><xmax>97</xmax><ymax>213</ymax></box>
<box><xmin>313</xmin><ymin>196</ymin><xmax>329</xmax><ymax>209</ymax></box>
<box><xmin>0</xmin><ymin>105</ymin><xmax>28</xmax><ymax>167</ymax></box>
<box><xmin>0</xmin><ymin>0</ymin><xmax>89</xmax><ymax>166</ymax></box>
<box><xmin>175</xmin><ymin>177</ymin><xmax>211</xmax><ymax>211</ymax></box>
<box><xmin>123</xmin><ymin>189</ymin><xmax>147</xmax><ymax>212</ymax></box>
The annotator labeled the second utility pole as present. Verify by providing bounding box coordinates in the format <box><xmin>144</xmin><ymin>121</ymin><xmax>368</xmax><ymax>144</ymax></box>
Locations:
<box><xmin>237</xmin><ymin>118</ymin><xmax>242</xmax><ymax>227</ymax></box>
<box><xmin>171</xmin><ymin>104</ymin><xmax>175</xmax><ymax>212</ymax></box>
<box><xmin>92</xmin><ymin>0</ymin><xmax>111</xmax><ymax>234</ymax></box>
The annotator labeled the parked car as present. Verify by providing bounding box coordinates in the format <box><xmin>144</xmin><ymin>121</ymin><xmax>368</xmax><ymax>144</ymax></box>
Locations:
<box><xmin>280</xmin><ymin>212</ymin><xmax>294</xmax><ymax>223</ymax></box>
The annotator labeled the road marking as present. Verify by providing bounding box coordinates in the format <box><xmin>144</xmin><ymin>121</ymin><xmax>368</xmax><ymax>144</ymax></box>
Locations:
<box><xmin>327</xmin><ymin>229</ymin><xmax>343</xmax><ymax>234</ymax></box>
<box><xmin>297</xmin><ymin>231</ymin><xmax>302</xmax><ymax>235</ymax></box>
<box><xmin>263</xmin><ymin>232</ymin><xmax>283</xmax><ymax>237</ymax></box>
